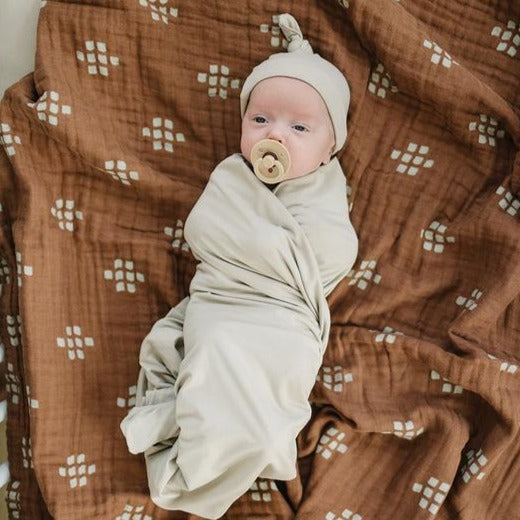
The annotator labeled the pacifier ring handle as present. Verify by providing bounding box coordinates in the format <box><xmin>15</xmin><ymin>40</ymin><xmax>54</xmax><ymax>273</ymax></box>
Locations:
<box><xmin>262</xmin><ymin>154</ymin><xmax>276</xmax><ymax>169</ymax></box>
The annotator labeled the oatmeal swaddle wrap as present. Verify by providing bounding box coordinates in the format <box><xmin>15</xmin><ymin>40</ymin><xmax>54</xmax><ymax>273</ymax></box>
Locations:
<box><xmin>120</xmin><ymin>153</ymin><xmax>358</xmax><ymax>518</ymax></box>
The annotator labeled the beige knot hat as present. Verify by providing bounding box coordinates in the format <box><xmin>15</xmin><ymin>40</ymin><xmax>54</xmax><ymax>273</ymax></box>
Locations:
<box><xmin>240</xmin><ymin>13</ymin><xmax>351</xmax><ymax>155</ymax></box>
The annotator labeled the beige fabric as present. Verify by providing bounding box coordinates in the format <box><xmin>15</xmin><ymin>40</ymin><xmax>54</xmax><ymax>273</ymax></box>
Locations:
<box><xmin>120</xmin><ymin>153</ymin><xmax>358</xmax><ymax>518</ymax></box>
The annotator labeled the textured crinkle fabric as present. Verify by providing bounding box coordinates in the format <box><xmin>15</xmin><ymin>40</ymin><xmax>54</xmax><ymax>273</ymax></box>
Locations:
<box><xmin>120</xmin><ymin>154</ymin><xmax>356</xmax><ymax>518</ymax></box>
<box><xmin>0</xmin><ymin>0</ymin><xmax>519</xmax><ymax>519</ymax></box>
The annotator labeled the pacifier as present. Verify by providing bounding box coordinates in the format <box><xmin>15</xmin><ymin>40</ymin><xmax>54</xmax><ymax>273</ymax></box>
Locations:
<box><xmin>250</xmin><ymin>139</ymin><xmax>291</xmax><ymax>184</ymax></box>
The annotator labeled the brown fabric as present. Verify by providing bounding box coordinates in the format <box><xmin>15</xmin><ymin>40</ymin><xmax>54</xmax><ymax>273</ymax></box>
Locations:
<box><xmin>0</xmin><ymin>0</ymin><xmax>519</xmax><ymax>518</ymax></box>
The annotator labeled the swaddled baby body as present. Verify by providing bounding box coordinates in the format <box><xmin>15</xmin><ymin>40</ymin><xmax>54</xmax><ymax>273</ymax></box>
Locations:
<box><xmin>120</xmin><ymin>13</ymin><xmax>358</xmax><ymax>519</ymax></box>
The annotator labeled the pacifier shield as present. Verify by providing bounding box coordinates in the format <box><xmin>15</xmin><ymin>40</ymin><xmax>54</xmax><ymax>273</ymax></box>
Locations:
<box><xmin>250</xmin><ymin>139</ymin><xmax>291</xmax><ymax>184</ymax></box>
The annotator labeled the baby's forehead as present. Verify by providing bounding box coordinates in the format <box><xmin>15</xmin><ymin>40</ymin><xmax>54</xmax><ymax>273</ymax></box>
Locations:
<box><xmin>250</xmin><ymin>76</ymin><xmax>319</xmax><ymax>98</ymax></box>
<box><xmin>248</xmin><ymin>77</ymin><xmax>328</xmax><ymax>119</ymax></box>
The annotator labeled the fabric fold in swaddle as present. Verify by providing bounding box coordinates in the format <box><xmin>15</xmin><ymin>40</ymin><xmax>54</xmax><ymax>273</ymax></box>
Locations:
<box><xmin>120</xmin><ymin>153</ymin><xmax>357</xmax><ymax>519</ymax></box>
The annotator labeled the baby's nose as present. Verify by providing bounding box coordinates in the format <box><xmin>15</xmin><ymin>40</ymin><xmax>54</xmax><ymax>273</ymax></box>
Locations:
<box><xmin>267</xmin><ymin>126</ymin><xmax>285</xmax><ymax>143</ymax></box>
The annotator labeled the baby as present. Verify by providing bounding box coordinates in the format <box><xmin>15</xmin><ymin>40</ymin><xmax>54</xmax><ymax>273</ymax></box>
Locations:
<box><xmin>120</xmin><ymin>13</ymin><xmax>358</xmax><ymax>520</ymax></box>
<box><xmin>241</xmin><ymin>76</ymin><xmax>335</xmax><ymax>187</ymax></box>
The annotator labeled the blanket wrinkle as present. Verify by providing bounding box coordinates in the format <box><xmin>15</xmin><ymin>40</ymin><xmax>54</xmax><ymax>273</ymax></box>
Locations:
<box><xmin>349</xmin><ymin>0</ymin><xmax>520</xmax><ymax>148</ymax></box>
<box><xmin>2</xmin><ymin>74</ymin><xmax>135</xmax><ymax>191</ymax></box>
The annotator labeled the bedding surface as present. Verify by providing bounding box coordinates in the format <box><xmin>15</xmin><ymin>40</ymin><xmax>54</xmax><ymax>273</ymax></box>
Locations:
<box><xmin>0</xmin><ymin>0</ymin><xmax>519</xmax><ymax>519</ymax></box>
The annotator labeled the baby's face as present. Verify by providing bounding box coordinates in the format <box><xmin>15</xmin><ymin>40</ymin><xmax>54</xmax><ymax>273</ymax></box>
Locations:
<box><xmin>241</xmin><ymin>77</ymin><xmax>335</xmax><ymax>180</ymax></box>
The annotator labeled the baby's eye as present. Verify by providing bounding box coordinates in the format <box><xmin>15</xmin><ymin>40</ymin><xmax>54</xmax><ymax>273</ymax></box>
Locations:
<box><xmin>293</xmin><ymin>124</ymin><xmax>308</xmax><ymax>132</ymax></box>
<box><xmin>253</xmin><ymin>116</ymin><xmax>267</xmax><ymax>124</ymax></box>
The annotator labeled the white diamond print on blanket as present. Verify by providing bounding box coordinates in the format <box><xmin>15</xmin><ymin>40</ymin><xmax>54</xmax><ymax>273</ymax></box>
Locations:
<box><xmin>6</xmin><ymin>364</ymin><xmax>20</xmax><ymax>404</ymax></box>
<box><xmin>142</xmin><ymin>117</ymin><xmax>185</xmax><ymax>153</ymax></box>
<box><xmin>316</xmin><ymin>426</ymin><xmax>348</xmax><ymax>459</ymax></box>
<box><xmin>368</xmin><ymin>63</ymin><xmax>398</xmax><ymax>98</ymax></box>
<box><xmin>491</xmin><ymin>20</ymin><xmax>519</xmax><ymax>57</ymax></box>
<box><xmin>25</xmin><ymin>385</ymin><xmax>39</xmax><ymax>409</ymax></box>
<box><xmin>260</xmin><ymin>15</ymin><xmax>288</xmax><ymax>49</ymax></box>
<box><xmin>455</xmin><ymin>288</ymin><xmax>482</xmax><ymax>311</ymax></box>
<box><xmin>139</xmin><ymin>0</ymin><xmax>179</xmax><ymax>25</ymax></box>
<box><xmin>120</xmin><ymin>153</ymin><xmax>358</xmax><ymax>518</ymax></box>
<box><xmin>347</xmin><ymin>259</ymin><xmax>382</xmax><ymax>290</ymax></box>
<box><xmin>6</xmin><ymin>315</ymin><xmax>21</xmax><ymax>347</ymax></box>
<box><xmin>22</xmin><ymin>436</ymin><xmax>33</xmax><ymax>469</ymax></box>
<box><xmin>164</xmin><ymin>219</ymin><xmax>190</xmax><ymax>252</ymax></box>
<box><xmin>197</xmin><ymin>64</ymin><xmax>241</xmax><ymax>99</ymax></box>
<box><xmin>412</xmin><ymin>477</ymin><xmax>450</xmax><ymax>515</ymax></box>
<box><xmin>56</xmin><ymin>325</ymin><xmax>94</xmax><ymax>361</ymax></box>
<box><xmin>104</xmin><ymin>160</ymin><xmax>140</xmax><ymax>185</ymax></box>
<box><xmin>104</xmin><ymin>259</ymin><xmax>145</xmax><ymax>293</ymax></box>
<box><xmin>117</xmin><ymin>386</ymin><xmax>137</xmax><ymax>409</ymax></box>
<box><xmin>316</xmin><ymin>365</ymin><xmax>354</xmax><ymax>392</ymax></box>
<box><xmin>76</xmin><ymin>41</ymin><xmax>120</xmax><ymax>77</ymax></box>
<box><xmin>116</xmin><ymin>503</ymin><xmax>153</xmax><ymax>520</ymax></box>
<box><xmin>6</xmin><ymin>481</ymin><xmax>20</xmax><ymax>518</ymax></box>
<box><xmin>15</xmin><ymin>251</ymin><xmax>33</xmax><ymax>286</ymax></box>
<box><xmin>468</xmin><ymin>114</ymin><xmax>505</xmax><ymax>147</ymax></box>
<box><xmin>326</xmin><ymin>508</ymin><xmax>363</xmax><ymax>520</ymax></box>
<box><xmin>496</xmin><ymin>185</ymin><xmax>520</xmax><ymax>216</ymax></box>
<box><xmin>50</xmin><ymin>199</ymin><xmax>83</xmax><ymax>232</ymax></box>
<box><xmin>58</xmin><ymin>453</ymin><xmax>96</xmax><ymax>489</ymax></box>
<box><xmin>0</xmin><ymin>122</ymin><xmax>22</xmax><ymax>156</ymax></box>
<box><xmin>460</xmin><ymin>448</ymin><xmax>488</xmax><ymax>483</ymax></box>
<box><xmin>374</xmin><ymin>326</ymin><xmax>403</xmax><ymax>343</ymax></box>
<box><xmin>420</xmin><ymin>220</ymin><xmax>456</xmax><ymax>253</ymax></box>
<box><xmin>390</xmin><ymin>142</ymin><xmax>434</xmax><ymax>176</ymax></box>
<box><xmin>27</xmin><ymin>91</ymin><xmax>71</xmax><ymax>126</ymax></box>
<box><xmin>423</xmin><ymin>39</ymin><xmax>459</xmax><ymax>68</ymax></box>
<box><xmin>0</xmin><ymin>258</ymin><xmax>10</xmax><ymax>296</ymax></box>
<box><xmin>248</xmin><ymin>478</ymin><xmax>278</xmax><ymax>502</ymax></box>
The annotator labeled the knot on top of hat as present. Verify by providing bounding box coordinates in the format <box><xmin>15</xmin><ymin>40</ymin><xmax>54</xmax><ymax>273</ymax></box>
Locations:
<box><xmin>278</xmin><ymin>13</ymin><xmax>313</xmax><ymax>54</ymax></box>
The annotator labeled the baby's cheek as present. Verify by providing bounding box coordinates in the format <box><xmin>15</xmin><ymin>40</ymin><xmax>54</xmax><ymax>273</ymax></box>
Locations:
<box><xmin>241</xmin><ymin>127</ymin><xmax>262</xmax><ymax>154</ymax></box>
<box><xmin>240</xmin><ymin>134</ymin><xmax>253</xmax><ymax>160</ymax></box>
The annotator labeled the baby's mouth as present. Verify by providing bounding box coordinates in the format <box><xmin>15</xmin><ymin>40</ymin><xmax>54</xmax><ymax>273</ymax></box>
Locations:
<box><xmin>250</xmin><ymin>139</ymin><xmax>291</xmax><ymax>184</ymax></box>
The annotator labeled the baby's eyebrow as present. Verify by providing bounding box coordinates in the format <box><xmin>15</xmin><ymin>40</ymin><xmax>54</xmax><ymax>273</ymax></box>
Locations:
<box><xmin>247</xmin><ymin>106</ymin><xmax>269</xmax><ymax>116</ymax></box>
<box><xmin>295</xmin><ymin>114</ymin><xmax>317</xmax><ymax>122</ymax></box>
<box><xmin>247</xmin><ymin>103</ymin><xmax>319</xmax><ymax>123</ymax></box>
<box><xmin>291</xmin><ymin>115</ymin><xmax>320</xmax><ymax>127</ymax></box>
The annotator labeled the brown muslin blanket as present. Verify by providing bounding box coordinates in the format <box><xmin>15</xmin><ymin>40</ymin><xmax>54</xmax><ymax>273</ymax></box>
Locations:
<box><xmin>0</xmin><ymin>0</ymin><xmax>519</xmax><ymax>519</ymax></box>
